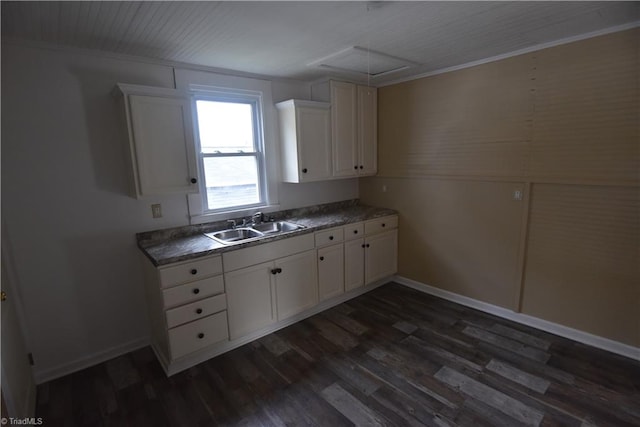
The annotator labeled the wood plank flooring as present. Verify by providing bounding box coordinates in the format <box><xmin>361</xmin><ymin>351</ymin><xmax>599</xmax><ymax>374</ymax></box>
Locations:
<box><xmin>36</xmin><ymin>282</ymin><xmax>640</xmax><ymax>426</ymax></box>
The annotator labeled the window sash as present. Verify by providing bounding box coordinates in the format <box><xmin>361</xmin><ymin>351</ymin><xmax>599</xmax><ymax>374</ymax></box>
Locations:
<box><xmin>193</xmin><ymin>94</ymin><xmax>267</xmax><ymax>214</ymax></box>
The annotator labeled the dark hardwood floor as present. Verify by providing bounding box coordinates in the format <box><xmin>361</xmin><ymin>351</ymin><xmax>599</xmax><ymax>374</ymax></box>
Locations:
<box><xmin>36</xmin><ymin>282</ymin><xmax>640</xmax><ymax>426</ymax></box>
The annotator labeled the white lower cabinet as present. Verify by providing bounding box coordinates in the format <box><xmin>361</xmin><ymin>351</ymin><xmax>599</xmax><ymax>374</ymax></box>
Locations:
<box><xmin>318</xmin><ymin>244</ymin><xmax>345</xmax><ymax>301</ymax></box>
<box><xmin>365</xmin><ymin>229</ymin><xmax>398</xmax><ymax>284</ymax></box>
<box><xmin>344</xmin><ymin>238</ymin><xmax>365</xmax><ymax>291</ymax></box>
<box><xmin>225</xmin><ymin>261</ymin><xmax>276</xmax><ymax>340</ymax></box>
<box><xmin>275</xmin><ymin>250</ymin><xmax>318</xmax><ymax>320</ymax></box>
<box><xmin>142</xmin><ymin>214</ymin><xmax>397</xmax><ymax>376</ymax></box>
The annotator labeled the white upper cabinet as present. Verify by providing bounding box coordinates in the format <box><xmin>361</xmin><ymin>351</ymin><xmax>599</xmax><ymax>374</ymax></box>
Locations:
<box><xmin>330</xmin><ymin>81</ymin><xmax>358</xmax><ymax>177</ymax></box>
<box><xmin>117</xmin><ymin>84</ymin><xmax>198</xmax><ymax>198</ymax></box>
<box><xmin>357</xmin><ymin>85</ymin><xmax>378</xmax><ymax>176</ymax></box>
<box><xmin>312</xmin><ymin>80</ymin><xmax>378</xmax><ymax>178</ymax></box>
<box><xmin>276</xmin><ymin>99</ymin><xmax>332</xmax><ymax>183</ymax></box>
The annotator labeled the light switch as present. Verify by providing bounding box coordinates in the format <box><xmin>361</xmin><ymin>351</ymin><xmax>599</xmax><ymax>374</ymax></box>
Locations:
<box><xmin>513</xmin><ymin>190</ymin><xmax>523</xmax><ymax>201</ymax></box>
<box><xmin>151</xmin><ymin>204</ymin><xmax>162</xmax><ymax>218</ymax></box>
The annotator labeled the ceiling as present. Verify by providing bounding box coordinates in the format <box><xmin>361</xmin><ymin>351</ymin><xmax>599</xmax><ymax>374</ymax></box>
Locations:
<box><xmin>2</xmin><ymin>1</ymin><xmax>638</xmax><ymax>85</ymax></box>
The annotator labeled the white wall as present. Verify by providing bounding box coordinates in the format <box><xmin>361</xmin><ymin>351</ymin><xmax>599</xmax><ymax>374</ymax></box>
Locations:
<box><xmin>1</xmin><ymin>43</ymin><xmax>357</xmax><ymax>382</ymax></box>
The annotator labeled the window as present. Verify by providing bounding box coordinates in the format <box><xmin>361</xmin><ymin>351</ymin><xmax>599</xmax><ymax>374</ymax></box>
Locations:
<box><xmin>193</xmin><ymin>92</ymin><xmax>266</xmax><ymax>213</ymax></box>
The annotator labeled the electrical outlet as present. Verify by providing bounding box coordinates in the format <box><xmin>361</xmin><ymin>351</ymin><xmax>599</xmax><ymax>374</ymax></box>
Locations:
<box><xmin>513</xmin><ymin>190</ymin><xmax>523</xmax><ymax>201</ymax></box>
<box><xmin>151</xmin><ymin>204</ymin><xmax>162</xmax><ymax>218</ymax></box>
<box><xmin>382</xmin><ymin>185</ymin><xmax>387</xmax><ymax>193</ymax></box>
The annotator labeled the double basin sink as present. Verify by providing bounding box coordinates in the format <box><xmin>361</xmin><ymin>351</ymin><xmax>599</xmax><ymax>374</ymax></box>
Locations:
<box><xmin>204</xmin><ymin>221</ymin><xmax>305</xmax><ymax>245</ymax></box>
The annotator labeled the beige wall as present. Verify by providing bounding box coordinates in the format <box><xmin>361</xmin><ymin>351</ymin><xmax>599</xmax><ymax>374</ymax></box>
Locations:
<box><xmin>361</xmin><ymin>29</ymin><xmax>639</xmax><ymax>347</ymax></box>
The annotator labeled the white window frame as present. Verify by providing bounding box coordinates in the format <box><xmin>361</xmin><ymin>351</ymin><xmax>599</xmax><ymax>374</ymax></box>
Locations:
<box><xmin>192</xmin><ymin>89</ymin><xmax>268</xmax><ymax>214</ymax></box>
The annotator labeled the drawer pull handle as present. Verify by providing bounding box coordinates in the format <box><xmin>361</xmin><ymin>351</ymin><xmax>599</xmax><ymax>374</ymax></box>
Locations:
<box><xmin>197</xmin><ymin>333</ymin><xmax>205</xmax><ymax>339</ymax></box>
<box><xmin>196</xmin><ymin>308</ymin><xmax>203</xmax><ymax>314</ymax></box>
<box><xmin>190</xmin><ymin>269</ymin><xmax>198</xmax><ymax>275</ymax></box>
<box><xmin>329</xmin><ymin>236</ymin><xmax>334</xmax><ymax>240</ymax></box>
<box><xmin>319</xmin><ymin>256</ymin><xmax>324</xmax><ymax>261</ymax></box>
<box><xmin>193</xmin><ymin>288</ymin><xmax>200</xmax><ymax>294</ymax></box>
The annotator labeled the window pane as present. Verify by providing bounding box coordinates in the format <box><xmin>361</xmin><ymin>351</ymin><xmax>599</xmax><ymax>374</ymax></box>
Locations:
<box><xmin>203</xmin><ymin>156</ymin><xmax>260</xmax><ymax>210</ymax></box>
<box><xmin>196</xmin><ymin>100</ymin><xmax>255</xmax><ymax>153</ymax></box>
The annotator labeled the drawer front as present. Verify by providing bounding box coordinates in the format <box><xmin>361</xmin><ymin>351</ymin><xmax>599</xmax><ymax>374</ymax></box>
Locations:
<box><xmin>165</xmin><ymin>293</ymin><xmax>227</xmax><ymax>329</ymax></box>
<box><xmin>168</xmin><ymin>311</ymin><xmax>229</xmax><ymax>360</ymax></box>
<box><xmin>162</xmin><ymin>275</ymin><xmax>224</xmax><ymax>309</ymax></box>
<box><xmin>364</xmin><ymin>215</ymin><xmax>398</xmax><ymax>235</ymax></box>
<box><xmin>343</xmin><ymin>222</ymin><xmax>364</xmax><ymax>241</ymax></box>
<box><xmin>159</xmin><ymin>256</ymin><xmax>223</xmax><ymax>288</ymax></box>
<box><xmin>315</xmin><ymin>227</ymin><xmax>344</xmax><ymax>247</ymax></box>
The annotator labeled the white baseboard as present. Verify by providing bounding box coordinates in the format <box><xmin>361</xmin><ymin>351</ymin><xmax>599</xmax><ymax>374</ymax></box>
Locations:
<box><xmin>34</xmin><ymin>337</ymin><xmax>149</xmax><ymax>384</ymax></box>
<box><xmin>394</xmin><ymin>276</ymin><xmax>640</xmax><ymax>362</ymax></box>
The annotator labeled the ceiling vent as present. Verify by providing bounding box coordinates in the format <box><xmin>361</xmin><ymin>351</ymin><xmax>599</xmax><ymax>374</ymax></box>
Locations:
<box><xmin>308</xmin><ymin>46</ymin><xmax>419</xmax><ymax>79</ymax></box>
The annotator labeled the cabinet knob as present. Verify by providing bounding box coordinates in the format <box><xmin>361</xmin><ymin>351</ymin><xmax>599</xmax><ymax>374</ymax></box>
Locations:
<box><xmin>302</xmin><ymin>168</ymin><xmax>308</xmax><ymax>174</ymax></box>
<box><xmin>276</xmin><ymin>267</ymin><xmax>283</xmax><ymax>274</ymax></box>
<box><xmin>359</xmin><ymin>165</ymin><xmax>364</xmax><ymax>169</ymax></box>
<box><xmin>329</xmin><ymin>236</ymin><xmax>334</xmax><ymax>240</ymax></box>
<box><xmin>197</xmin><ymin>333</ymin><xmax>205</xmax><ymax>339</ymax></box>
<box><xmin>190</xmin><ymin>178</ymin><xmax>197</xmax><ymax>184</ymax></box>
<box><xmin>382</xmin><ymin>223</ymin><xmax>386</xmax><ymax>227</ymax></box>
<box><xmin>362</xmin><ymin>244</ymin><xmax>366</xmax><ymax>248</ymax></box>
<box><xmin>319</xmin><ymin>256</ymin><xmax>324</xmax><ymax>261</ymax></box>
<box><xmin>190</xmin><ymin>269</ymin><xmax>198</xmax><ymax>275</ymax></box>
<box><xmin>366</xmin><ymin>244</ymin><xmax>371</xmax><ymax>248</ymax></box>
<box><xmin>354</xmin><ymin>166</ymin><xmax>358</xmax><ymax>170</ymax></box>
<box><xmin>271</xmin><ymin>268</ymin><xmax>278</xmax><ymax>275</ymax></box>
<box><xmin>196</xmin><ymin>308</ymin><xmax>203</xmax><ymax>314</ymax></box>
<box><xmin>353</xmin><ymin>230</ymin><xmax>358</xmax><ymax>234</ymax></box>
<box><xmin>192</xmin><ymin>288</ymin><xmax>200</xmax><ymax>294</ymax></box>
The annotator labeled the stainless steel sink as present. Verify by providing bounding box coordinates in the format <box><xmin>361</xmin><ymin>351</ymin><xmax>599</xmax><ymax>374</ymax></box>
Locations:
<box><xmin>204</xmin><ymin>221</ymin><xmax>305</xmax><ymax>244</ymax></box>
<box><xmin>205</xmin><ymin>228</ymin><xmax>264</xmax><ymax>244</ymax></box>
<box><xmin>252</xmin><ymin>221</ymin><xmax>305</xmax><ymax>234</ymax></box>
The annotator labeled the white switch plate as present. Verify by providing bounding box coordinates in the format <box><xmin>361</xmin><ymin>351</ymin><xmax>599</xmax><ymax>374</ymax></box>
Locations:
<box><xmin>513</xmin><ymin>190</ymin><xmax>523</xmax><ymax>201</ymax></box>
<box><xmin>151</xmin><ymin>204</ymin><xmax>162</xmax><ymax>218</ymax></box>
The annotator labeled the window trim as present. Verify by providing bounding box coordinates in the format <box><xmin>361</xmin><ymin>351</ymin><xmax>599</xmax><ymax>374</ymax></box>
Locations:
<box><xmin>191</xmin><ymin>88</ymin><xmax>269</xmax><ymax>215</ymax></box>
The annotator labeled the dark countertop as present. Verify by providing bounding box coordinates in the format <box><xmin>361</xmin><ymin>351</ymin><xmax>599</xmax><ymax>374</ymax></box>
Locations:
<box><xmin>137</xmin><ymin>200</ymin><xmax>397</xmax><ymax>267</ymax></box>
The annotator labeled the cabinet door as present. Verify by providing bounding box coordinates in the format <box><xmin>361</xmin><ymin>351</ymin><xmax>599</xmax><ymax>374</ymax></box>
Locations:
<box><xmin>357</xmin><ymin>85</ymin><xmax>378</xmax><ymax>176</ymax></box>
<box><xmin>331</xmin><ymin>81</ymin><xmax>358</xmax><ymax>177</ymax></box>
<box><xmin>275</xmin><ymin>250</ymin><xmax>318</xmax><ymax>320</ymax></box>
<box><xmin>365</xmin><ymin>230</ymin><xmax>398</xmax><ymax>285</ymax></box>
<box><xmin>318</xmin><ymin>244</ymin><xmax>345</xmax><ymax>301</ymax></box>
<box><xmin>128</xmin><ymin>95</ymin><xmax>198</xmax><ymax>196</ymax></box>
<box><xmin>344</xmin><ymin>238</ymin><xmax>365</xmax><ymax>291</ymax></box>
<box><xmin>225</xmin><ymin>261</ymin><xmax>275</xmax><ymax>340</ymax></box>
<box><xmin>297</xmin><ymin>105</ymin><xmax>332</xmax><ymax>182</ymax></box>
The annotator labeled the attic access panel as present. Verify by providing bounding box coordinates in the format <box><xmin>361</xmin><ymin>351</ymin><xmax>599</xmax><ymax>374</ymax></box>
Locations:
<box><xmin>308</xmin><ymin>46</ymin><xmax>419</xmax><ymax>78</ymax></box>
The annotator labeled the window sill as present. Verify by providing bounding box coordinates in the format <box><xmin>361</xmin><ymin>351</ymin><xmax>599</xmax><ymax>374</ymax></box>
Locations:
<box><xmin>189</xmin><ymin>203</ymin><xmax>281</xmax><ymax>225</ymax></box>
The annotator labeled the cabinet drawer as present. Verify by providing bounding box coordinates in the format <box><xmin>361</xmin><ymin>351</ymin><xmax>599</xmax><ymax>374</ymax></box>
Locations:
<box><xmin>162</xmin><ymin>275</ymin><xmax>224</xmax><ymax>309</ymax></box>
<box><xmin>165</xmin><ymin>293</ymin><xmax>227</xmax><ymax>329</ymax></box>
<box><xmin>315</xmin><ymin>227</ymin><xmax>344</xmax><ymax>247</ymax></box>
<box><xmin>168</xmin><ymin>311</ymin><xmax>229</xmax><ymax>360</ymax></box>
<box><xmin>158</xmin><ymin>256</ymin><xmax>223</xmax><ymax>288</ymax></box>
<box><xmin>365</xmin><ymin>215</ymin><xmax>398</xmax><ymax>235</ymax></box>
<box><xmin>223</xmin><ymin>233</ymin><xmax>314</xmax><ymax>272</ymax></box>
<box><xmin>343</xmin><ymin>222</ymin><xmax>364</xmax><ymax>241</ymax></box>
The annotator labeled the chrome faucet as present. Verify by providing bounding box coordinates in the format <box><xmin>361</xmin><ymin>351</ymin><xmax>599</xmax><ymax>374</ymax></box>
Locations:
<box><xmin>252</xmin><ymin>212</ymin><xmax>263</xmax><ymax>225</ymax></box>
<box><xmin>227</xmin><ymin>219</ymin><xmax>237</xmax><ymax>229</ymax></box>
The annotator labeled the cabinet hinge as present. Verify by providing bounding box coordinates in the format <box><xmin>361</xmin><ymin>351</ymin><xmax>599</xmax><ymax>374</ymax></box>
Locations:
<box><xmin>28</xmin><ymin>352</ymin><xmax>34</xmax><ymax>366</ymax></box>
